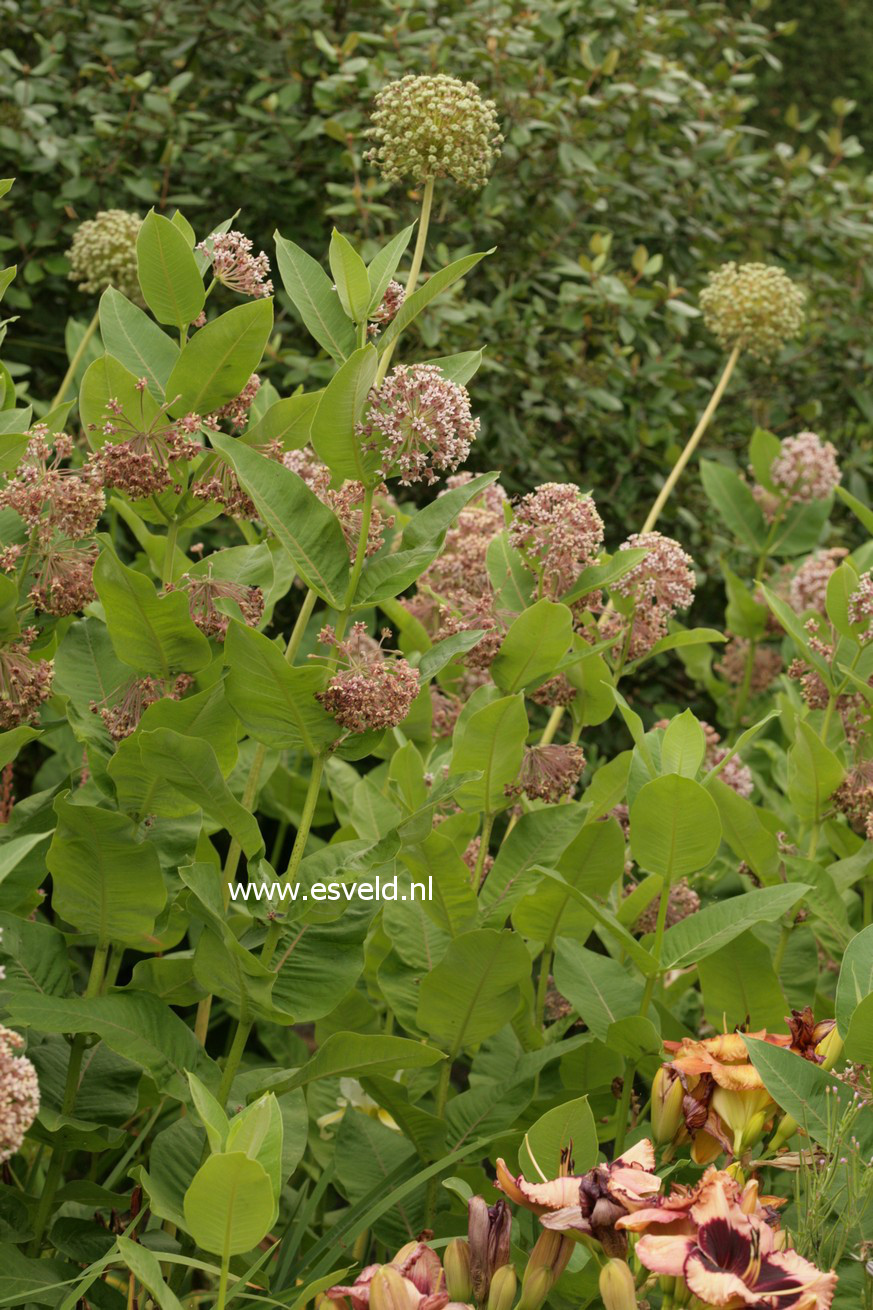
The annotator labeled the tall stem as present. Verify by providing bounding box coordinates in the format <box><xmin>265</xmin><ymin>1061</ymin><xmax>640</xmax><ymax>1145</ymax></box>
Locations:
<box><xmin>615</xmin><ymin>876</ymin><xmax>671</xmax><ymax>1155</ymax></box>
<box><xmin>51</xmin><ymin>308</ymin><xmax>100</xmax><ymax>409</ymax></box>
<box><xmin>216</xmin><ymin>1253</ymin><xmax>230</xmax><ymax>1310</ymax></box>
<box><xmin>162</xmin><ymin>519</ymin><xmax>179</xmax><ymax>590</ymax></box>
<box><xmin>375</xmin><ymin>178</ymin><xmax>435</xmax><ymax>385</ymax></box>
<box><xmin>425</xmin><ymin>1059</ymin><xmax>452</xmax><ymax>1224</ymax></box>
<box><xmin>640</xmin><ymin>344</ymin><xmax>741</xmax><ymax>534</ymax></box>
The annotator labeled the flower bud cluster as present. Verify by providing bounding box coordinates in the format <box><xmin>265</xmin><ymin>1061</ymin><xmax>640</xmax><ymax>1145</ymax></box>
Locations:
<box><xmin>196</xmin><ymin>230</ymin><xmax>273</xmax><ymax>298</ymax></box>
<box><xmin>633</xmin><ymin>877</ymin><xmax>700</xmax><ymax>935</ymax></box>
<box><xmin>789</xmin><ymin>547</ymin><xmax>847</xmax><ymax>614</ymax></box>
<box><xmin>368</xmin><ymin>281</ymin><xmax>406</xmax><ymax>336</ymax></box>
<box><xmin>192</xmin><ymin>438</ymin><xmax>284</xmax><ymax>519</ymax></box>
<box><xmin>68</xmin><ymin>209</ymin><xmax>143</xmax><ymax>301</ymax></box>
<box><xmin>358</xmin><ymin>364</ymin><xmax>479</xmax><ymax>486</ymax></box>
<box><xmin>91</xmin><ymin>673</ymin><xmax>193</xmax><ymax>742</ymax></box>
<box><xmin>848</xmin><ymin>571</ymin><xmax>873</xmax><ymax>644</ymax></box>
<box><xmin>202</xmin><ymin>375</ymin><xmax>262</xmax><ymax>431</ymax></box>
<box><xmin>0</xmin><ymin>631</ymin><xmax>54</xmax><ymax>729</ymax></box>
<box><xmin>366</xmin><ymin>75</ymin><xmax>502</xmax><ymax>189</ymax></box>
<box><xmin>90</xmin><ymin>387</ymin><xmax>202</xmax><ymax>500</ymax></box>
<box><xmin>0</xmin><ymin>426</ymin><xmax>104</xmax><ymax>545</ymax></box>
<box><xmin>715</xmin><ymin>634</ymin><xmax>783</xmax><ymax>693</ymax></box>
<box><xmin>509</xmin><ymin>483</ymin><xmax>604</xmax><ymax>599</ymax></box>
<box><xmin>29</xmin><ymin>543</ymin><xmax>98</xmax><ymax>617</ymax></box>
<box><xmin>699</xmin><ymin>261</ymin><xmax>806</xmax><ymax>359</ymax></box>
<box><xmin>0</xmin><ymin>1024</ymin><xmax>39</xmax><ymax>1164</ymax></box>
<box><xmin>314</xmin><ymin>624</ymin><xmax>419</xmax><ymax>735</ymax></box>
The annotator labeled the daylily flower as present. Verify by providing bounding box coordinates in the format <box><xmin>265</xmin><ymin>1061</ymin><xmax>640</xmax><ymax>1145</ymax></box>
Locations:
<box><xmin>617</xmin><ymin>1167</ymin><xmax>785</xmax><ymax>1237</ymax></box>
<box><xmin>327</xmin><ymin>1242</ymin><xmax>447</xmax><ymax>1310</ymax></box>
<box><xmin>467</xmin><ymin>1197</ymin><xmax>511</xmax><ymax>1302</ymax></box>
<box><xmin>658</xmin><ymin>1012</ymin><xmax>836</xmax><ymax>1161</ymax></box>
<box><xmin>496</xmin><ymin>1140</ymin><xmax>661</xmax><ymax>1257</ymax></box>
<box><xmin>634</xmin><ymin>1171</ymin><xmax>837</xmax><ymax>1309</ymax></box>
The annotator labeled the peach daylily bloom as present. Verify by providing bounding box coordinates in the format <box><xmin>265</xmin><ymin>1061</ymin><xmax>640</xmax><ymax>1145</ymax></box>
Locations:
<box><xmin>635</xmin><ymin>1172</ymin><xmax>837</xmax><ymax>1310</ymax></box>
<box><xmin>326</xmin><ymin>1243</ymin><xmax>448</xmax><ymax>1310</ymax></box>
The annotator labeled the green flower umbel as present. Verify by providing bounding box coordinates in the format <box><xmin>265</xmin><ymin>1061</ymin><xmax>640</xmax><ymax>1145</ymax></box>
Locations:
<box><xmin>699</xmin><ymin>260</ymin><xmax>806</xmax><ymax>360</ymax></box>
<box><xmin>67</xmin><ymin>209</ymin><xmax>143</xmax><ymax>302</ymax></box>
<box><xmin>366</xmin><ymin>74</ymin><xmax>502</xmax><ymax>188</ymax></box>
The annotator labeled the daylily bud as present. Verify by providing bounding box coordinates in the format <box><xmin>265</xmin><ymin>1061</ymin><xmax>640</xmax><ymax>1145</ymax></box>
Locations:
<box><xmin>369</xmin><ymin>1268</ymin><xmax>417</xmax><ymax>1310</ymax></box>
<box><xmin>445</xmin><ymin>1239</ymin><xmax>473</xmax><ymax>1303</ymax></box>
<box><xmin>651</xmin><ymin>1066</ymin><xmax>684</xmax><ymax>1144</ymax></box>
<box><xmin>516</xmin><ymin>1268</ymin><xmax>551</xmax><ymax>1310</ymax></box>
<box><xmin>524</xmin><ymin>1230</ymin><xmax>572</xmax><ymax>1282</ymax></box>
<box><xmin>816</xmin><ymin>1027</ymin><xmax>844</xmax><ymax>1069</ymax></box>
<box><xmin>598</xmin><ymin>1260</ymin><xmax>638</xmax><ymax>1310</ymax></box>
<box><xmin>468</xmin><ymin>1197</ymin><xmax>511</xmax><ymax>1302</ymax></box>
<box><xmin>487</xmin><ymin>1265</ymin><xmax>517</xmax><ymax>1310</ymax></box>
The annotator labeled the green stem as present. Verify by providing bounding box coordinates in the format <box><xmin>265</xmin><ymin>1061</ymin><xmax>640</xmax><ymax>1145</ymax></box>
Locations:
<box><xmin>535</xmin><ymin>942</ymin><xmax>554</xmax><ymax>1030</ymax></box>
<box><xmin>216</xmin><ymin>1252</ymin><xmax>230</xmax><ymax>1310</ymax></box>
<box><xmin>51</xmin><ymin>308</ymin><xmax>100</xmax><ymax>409</ymax></box>
<box><xmin>162</xmin><ymin>519</ymin><xmax>179</xmax><ymax>589</ymax></box>
<box><xmin>539</xmin><ymin>705</ymin><xmax>564</xmax><ymax>747</ymax></box>
<box><xmin>425</xmin><ymin>1059</ymin><xmax>452</xmax><ymax>1224</ymax></box>
<box><xmin>640</xmin><ymin>342</ymin><xmax>741</xmax><ymax>534</ymax></box>
<box><xmin>773</xmin><ymin>921</ymin><xmax>792</xmax><ymax>977</ymax></box>
<box><xmin>375</xmin><ymin>177</ymin><xmax>435</xmax><ymax>385</ymax></box>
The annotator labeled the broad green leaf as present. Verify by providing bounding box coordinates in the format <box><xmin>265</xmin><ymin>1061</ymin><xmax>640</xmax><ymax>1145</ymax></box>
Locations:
<box><xmin>700</xmin><ymin>459</ymin><xmax>767</xmax><ymax>550</ymax></box>
<box><xmin>0</xmin><ymin>726</ymin><xmax>40</xmax><ymax>770</ymax></box>
<box><xmin>844</xmin><ymin>992</ymin><xmax>873</xmax><ymax>1064</ymax></box>
<box><xmin>449</xmin><ymin>694</ymin><xmax>529</xmax><ymax>811</ymax></box>
<box><xmin>243</xmin><ymin>391</ymin><xmax>321</xmax><ymax>449</ymax></box>
<box><xmin>698</xmin><ymin>930</ymin><xmax>787</xmax><ymax>1030</ymax></box>
<box><xmin>79</xmin><ymin>352</ymin><xmax>160</xmax><ymax>446</ymax></box>
<box><xmin>225</xmin><ymin>1092</ymin><xmax>283</xmax><ymax>1201</ymax></box>
<box><xmin>723</xmin><ymin>563</ymin><xmax>768</xmax><ymax>638</ymax></box>
<box><xmin>377</xmin><ymin>250</ymin><xmax>493</xmax><ymax>352</ymax></box>
<box><xmin>310</xmin><ymin>344</ymin><xmax>379</xmax><ymax>481</ymax></box>
<box><xmin>561</xmin><ymin>548</ymin><xmax>649</xmax><ymax>605</ymax></box>
<box><xmin>5</xmin><ymin>990</ymin><xmax>218</xmax><ymax>1099</ymax></box>
<box><xmin>512</xmin><ymin>818</ymin><xmax>624</xmax><ymax>941</ymax></box>
<box><xmin>553</xmin><ymin>941</ymin><xmax>644</xmax><ymax>1040</ymax></box>
<box><xmin>401</xmin><ymin>471</ymin><xmax>500</xmax><ymax>551</ymax></box>
<box><xmin>490</xmin><ymin>600</ymin><xmax>573</xmax><ymax>693</ymax></box>
<box><xmin>760</xmin><ymin>586</ymin><xmax>833</xmax><ymax>684</ymax></box>
<box><xmin>329</xmin><ymin>229</ymin><xmax>371</xmax><ymax>322</ymax></box>
<box><xmin>745</xmin><ymin>1037</ymin><xmax>873</xmax><ymax>1151</ymax></box>
<box><xmin>606</xmin><ymin>1016</ymin><xmax>662</xmax><ymax>1059</ymax></box>
<box><xmin>837</xmin><ymin>485</ymin><xmax>873</xmax><ymax>535</ymax></box>
<box><xmin>787</xmin><ymin>719</ymin><xmax>844</xmax><ymax>823</ymax></box>
<box><xmin>183</xmin><ymin>1152</ymin><xmax>274</xmax><ymax>1255</ymax></box>
<box><xmin>538</xmin><ymin>871</ymin><xmax>657</xmax><ymax>973</ymax></box>
<box><xmin>166</xmin><ymin>299</ymin><xmax>273</xmax><ymax>417</ymax></box>
<box><xmin>835</xmin><ymin>924</ymin><xmax>873</xmax><ymax>1036</ymax></box>
<box><xmin>267</xmin><ymin>1032</ymin><xmax>445</xmax><ymax>1095</ymax></box>
<box><xmin>631</xmin><ymin>627</ymin><xmax>725</xmax><ymax>665</ymax></box>
<box><xmin>519</xmin><ymin>1096</ymin><xmax>597</xmax><ymax>1180</ymax></box>
<box><xmin>658</xmin><ymin>884</ymin><xmax>810</xmax><ymax>969</ymax></box>
<box><xmin>274</xmin><ymin>232</ymin><xmax>357</xmax><ymax>361</ymax></box>
<box><xmin>47</xmin><ymin>796</ymin><xmax>166</xmax><ymax>946</ymax></box>
<box><xmin>427</xmin><ymin>350</ymin><xmax>484</xmax><ymax>386</ymax></box>
<box><xmin>748</xmin><ymin>426</ymin><xmax>781</xmax><ymax>491</ymax></box>
<box><xmin>825</xmin><ymin>561</ymin><xmax>863</xmax><ymax>640</ymax></box>
<box><xmin>630</xmin><ymin>774</ymin><xmax>721</xmax><ymax>878</ymax></box>
<box><xmin>136</xmin><ymin>210</ymin><xmax>205</xmax><ymax>329</ymax></box>
<box><xmin>486</xmin><ymin>532</ymin><xmax>535</xmax><ymax>613</ymax></box>
<box><xmin>208</xmin><ymin>432</ymin><xmax>350</xmax><ymax>606</ymax></box>
<box><xmin>660</xmin><ymin>710</ymin><xmax>705</xmax><ymax>777</ymax></box>
<box><xmin>99</xmin><ymin>287</ymin><xmax>179</xmax><ymax>397</ymax></box>
<box><xmin>224</xmin><ymin>621</ymin><xmax>337</xmax><ymax>753</ymax></box>
<box><xmin>366</xmin><ymin>224</ymin><xmax>415</xmax><ymax>315</ymax></box>
<box><xmin>479</xmin><ymin>803</ymin><xmax>590</xmax><ymax>925</ymax></box>
<box><xmin>94</xmin><ymin>546</ymin><xmax>211</xmax><ymax>675</ymax></box>
<box><xmin>708</xmin><ymin>780</ymin><xmax>780</xmax><ymax>885</ymax></box>
<box><xmin>187</xmin><ymin>1072</ymin><xmax>228</xmax><ymax>1153</ymax></box>
<box><xmin>417</xmin><ymin>929</ymin><xmax>530</xmax><ymax>1054</ymax></box>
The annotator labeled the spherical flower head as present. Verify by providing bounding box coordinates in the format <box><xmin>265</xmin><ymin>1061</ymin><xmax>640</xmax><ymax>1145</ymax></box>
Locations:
<box><xmin>699</xmin><ymin>261</ymin><xmax>806</xmax><ymax>360</ymax></box>
<box><xmin>171</xmin><ymin>571</ymin><xmax>265</xmax><ymax>642</ymax></box>
<box><xmin>0</xmin><ymin>1025</ymin><xmax>39</xmax><ymax>1163</ymax></box>
<box><xmin>613</xmin><ymin>532</ymin><xmax>695</xmax><ymax>615</ymax></box>
<box><xmin>357</xmin><ymin>364</ymin><xmax>479</xmax><ymax>486</ymax></box>
<box><xmin>505</xmin><ymin>744</ymin><xmax>585</xmax><ymax>804</ymax></box>
<box><xmin>366</xmin><ymin>74</ymin><xmax>502</xmax><ymax>189</ymax></box>
<box><xmin>419</xmin><ymin>473</ymin><xmax>506</xmax><ymax>602</ymax></box>
<box><xmin>68</xmin><ymin>210</ymin><xmax>143</xmax><ymax>303</ymax></box>
<box><xmin>315</xmin><ymin>623</ymin><xmax>419</xmax><ymax>734</ymax></box>
<box><xmin>846</xmin><ymin>571</ymin><xmax>873</xmax><ymax>645</ymax></box>
<box><xmin>0</xmin><ymin>636</ymin><xmax>54</xmax><ymax>730</ymax></box>
<box><xmin>770</xmin><ymin>432</ymin><xmax>841</xmax><ymax>504</ymax></box>
<box><xmin>509</xmin><ymin>483</ymin><xmax>604</xmax><ymax>598</ymax></box>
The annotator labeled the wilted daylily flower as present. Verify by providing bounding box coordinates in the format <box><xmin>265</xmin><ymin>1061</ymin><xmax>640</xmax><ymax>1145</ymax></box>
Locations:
<box><xmin>467</xmin><ymin>1196</ymin><xmax>511</xmax><ymax>1302</ymax></box>
<box><xmin>633</xmin><ymin>1170</ymin><xmax>837</xmax><ymax>1309</ymax></box>
<box><xmin>326</xmin><ymin>1242</ymin><xmax>447</xmax><ymax>1310</ymax></box>
<box><xmin>496</xmin><ymin>1141</ymin><xmax>661</xmax><ymax>1257</ymax></box>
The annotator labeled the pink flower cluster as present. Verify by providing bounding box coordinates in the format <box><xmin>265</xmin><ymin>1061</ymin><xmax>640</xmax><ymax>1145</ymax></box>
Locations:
<box><xmin>196</xmin><ymin>230</ymin><xmax>273</xmax><ymax>299</ymax></box>
<box><xmin>282</xmin><ymin>448</ymin><xmax>394</xmax><ymax>560</ymax></box>
<box><xmin>848</xmin><ymin>571</ymin><xmax>873</xmax><ymax>644</ymax></box>
<box><xmin>202</xmin><ymin>374</ymin><xmax>262</xmax><ymax>431</ymax></box>
<box><xmin>315</xmin><ymin>624</ymin><xmax>420</xmax><ymax>734</ymax></box>
<box><xmin>789</xmin><ymin>548</ymin><xmax>847</xmax><ymax>615</ymax></box>
<box><xmin>368</xmin><ymin>280</ymin><xmax>406</xmax><ymax>335</ymax></box>
<box><xmin>357</xmin><ymin>364</ymin><xmax>479</xmax><ymax>486</ymax></box>
<box><xmin>0</xmin><ymin>426</ymin><xmax>104</xmax><ymax>543</ymax></box>
<box><xmin>90</xmin><ymin>390</ymin><xmax>202</xmax><ymax>500</ymax></box>
<box><xmin>770</xmin><ymin>431</ymin><xmax>841</xmax><ymax>504</ymax></box>
<box><xmin>91</xmin><ymin>674</ymin><xmax>193</xmax><ymax>742</ymax></box>
<box><xmin>170</xmin><ymin>570</ymin><xmax>264</xmax><ymax>642</ymax></box>
<box><xmin>509</xmin><ymin>482</ymin><xmax>604</xmax><ymax>598</ymax></box>
<box><xmin>29</xmin><ymin>543</ymin><xmax>98</xmax><ymax>617</ymax></box>
<box><xmin>610</xmin><ymin>531</ymin><xmax>696</xmax><ymax>658</ymax></box>
<box><xmin>0</xmin><ymin>1024</ymin><xmax>39</xmax><ymax>1164</ymax></box>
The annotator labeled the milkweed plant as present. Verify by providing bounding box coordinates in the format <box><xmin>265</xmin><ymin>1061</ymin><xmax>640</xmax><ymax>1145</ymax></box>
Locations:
<box><xmin>0</xmin><ymin>73</ymin><xmax>870</xmax><ymax>1310</ymax></box>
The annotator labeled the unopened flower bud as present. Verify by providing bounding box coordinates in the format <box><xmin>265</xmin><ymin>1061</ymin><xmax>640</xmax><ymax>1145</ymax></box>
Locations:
<box><xmin>468</xmin><ymin>1197</ymin><xmax>511</xmax><ymax>1303</ymax></box>
<box><xmin>486</xmin><ymin>1265</ymin><xmax>517</xmax><ymax>1310</ymax></box>
<box><xmin>699</xmin><ymin>261</ymin><xmax>806</xmax><ymax>360</ymax></box>
<box><xmin>369</xmin><ymin>1268</ymin><xmax>418</xmax><ymax>1310</ymax></box>
<box><xmin>367</xmin><ymin>75</ymin><xmax>502</xmax><ymax>189</ymax></box>
<box><xmin>651</xmin><ymin>1066</ymin><xmax>684</xmax><ymax>1144</ymax></box>
<box><xmin>598</xmin><ymin>1260</ymin><xmax>638</xmax><ymax>1310</ymax></box>
<box><xmin>516</xmin><ymin>1267</ymin><xmax>551</xmax><ymax>1310</ymax></box>
<box><xmin>445</xmin><ymin>1239</ymin><xmax>473</xmax><ymax>1303</ymax></box>
<box><xmin>68</xmin><ymin>209</ymin><xmax>143</xmax><ymax>302</ymax></box>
